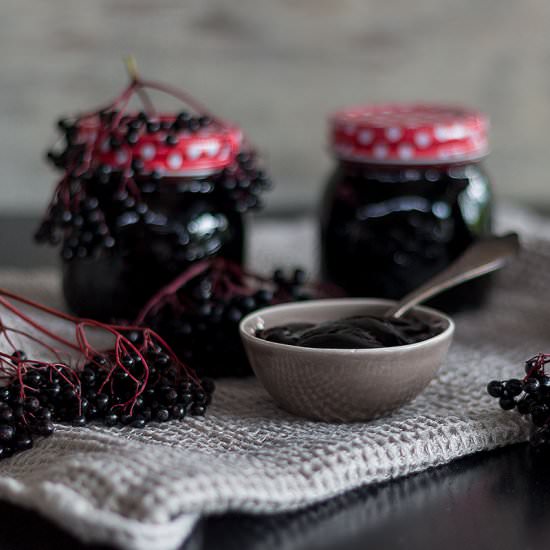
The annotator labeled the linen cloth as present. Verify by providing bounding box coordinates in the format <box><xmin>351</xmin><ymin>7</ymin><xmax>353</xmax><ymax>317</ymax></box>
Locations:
<box><xmin>0</xmin><ymin>206</ymin><xmax>547</xmax><ymax>550</ymax></box>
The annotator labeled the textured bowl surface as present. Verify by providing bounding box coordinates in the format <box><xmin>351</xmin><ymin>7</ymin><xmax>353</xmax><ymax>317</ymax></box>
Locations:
<box><xmin>239</xmin><ymin>298</ymin><xmax>454</xmax><ymax>422</ymax></box>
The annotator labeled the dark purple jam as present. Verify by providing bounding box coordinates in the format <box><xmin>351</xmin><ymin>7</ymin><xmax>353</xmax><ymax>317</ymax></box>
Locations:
<box><xmin>61</xmin><ymin>175</ymin><xmax>245</xmax><ymax>320</ymax></box>
<box><xmin>256</xmin><ymin>314</ymin><xmax>444</xmax><ymax>349</ymax></box>
<box><xmin>320</xmin><ymin>161</ymin><xmax>493</xmax><ymax>311</ymax></box>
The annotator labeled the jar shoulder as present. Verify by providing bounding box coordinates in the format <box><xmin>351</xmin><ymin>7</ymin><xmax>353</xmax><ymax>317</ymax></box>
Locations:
<box><xmin>321</xmin><ymin>162</ymin><xmax>492</xmax><ymax>211</ymax></box>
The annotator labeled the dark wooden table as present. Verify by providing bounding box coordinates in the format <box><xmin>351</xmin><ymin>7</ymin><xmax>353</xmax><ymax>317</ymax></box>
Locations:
<box><xmin>0</xmin><ymin>216</ymin><xmax>546</xmax><ymax>550</ymax></box>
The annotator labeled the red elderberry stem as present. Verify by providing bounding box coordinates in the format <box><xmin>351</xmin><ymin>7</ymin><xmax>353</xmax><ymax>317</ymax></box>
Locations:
<box><xmin>135</xmin><ymin>259</ymin><xmax>215</xmax><ymax>324</ymax></box>
<box><xmin>136</xmin><ymin>78</ymin><xmax>218</xmax><ymax>121</ymax></box>
<box><xmin>0</xmin><ymin>295</ymin><xmax>80</xmax><ymax>352</ymax></box>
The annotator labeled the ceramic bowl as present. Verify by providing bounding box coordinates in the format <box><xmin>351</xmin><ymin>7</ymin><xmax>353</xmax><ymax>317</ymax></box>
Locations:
<box><xmin>239</xmin><ymin>298</ymin><xmax>454</xmax><ymax>422</ymax></box>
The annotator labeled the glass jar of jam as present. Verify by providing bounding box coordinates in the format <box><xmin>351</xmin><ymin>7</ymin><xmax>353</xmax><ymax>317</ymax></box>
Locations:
<box><xmin>36</xmin><ymin>79</ymin><xmax>271</xmax><ymax>320</ymax></box>
<box><xmin>321</xmin><ymin>104</ymin><xmax>493</xmax><ymax>311</ymax></box>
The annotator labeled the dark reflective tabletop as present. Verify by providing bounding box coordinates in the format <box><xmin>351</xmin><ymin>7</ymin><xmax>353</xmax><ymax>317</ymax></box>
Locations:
<box><xmin>0</xmin><ymin>216</ymin><xmax>547</xmax><ymax>550</ymax></box>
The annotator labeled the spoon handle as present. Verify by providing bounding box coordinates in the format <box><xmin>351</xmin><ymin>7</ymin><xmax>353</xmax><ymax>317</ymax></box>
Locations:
<box><xmin>386</xmin><ymin>233</ymin><xmax>520</xmax><ymax>319</ymax></box>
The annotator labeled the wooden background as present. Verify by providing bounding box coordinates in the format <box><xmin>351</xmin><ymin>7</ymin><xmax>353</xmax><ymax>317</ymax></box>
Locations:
<box><xmin>1</xmin><ymin>0</ymin><xmax>549</xmax><ymax>214</ymax></box>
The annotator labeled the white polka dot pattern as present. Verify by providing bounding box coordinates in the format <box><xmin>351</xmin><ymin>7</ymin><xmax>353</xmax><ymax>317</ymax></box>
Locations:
<box><xmin>76</xmin><ymin>114</ymin><xmax>243</xmax><ymax>175</ymax></box>
<box><xmin>331</xmin><ymin>103</ymin><xmax>489</xmax><ymax>164</ymax></box>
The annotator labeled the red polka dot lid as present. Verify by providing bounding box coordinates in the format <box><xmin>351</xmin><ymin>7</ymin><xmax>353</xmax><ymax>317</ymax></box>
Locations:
<box><xmin>75</xmin><ymin>114</ymin><xmax>244</xmax><ymax>177</ymax></box>
<box><xmin>330</xmin><ymin>103</ymin><xmax>489</xmax><ymax>164</ymax></box>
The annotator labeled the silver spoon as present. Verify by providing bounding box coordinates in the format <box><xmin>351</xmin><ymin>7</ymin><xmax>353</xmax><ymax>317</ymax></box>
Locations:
<box><xmin>385</xmin><ymin>232</ymin><xmax>520</xmax><ymax>319</ymax></box>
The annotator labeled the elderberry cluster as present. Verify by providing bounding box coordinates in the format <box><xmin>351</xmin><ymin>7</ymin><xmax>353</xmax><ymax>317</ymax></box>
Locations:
<box><xmin>487</xmin><ymin>355</ymin><xmax>550</xmax><ymax>452</ymax></box>
<box><xmin>36</xmin><ymin>107</ymin><xmax>271</xmax><ymax>262</ymax></box>
<box><xmin>147</xmin><ymin>266</ymin><xmax>315</xmax><ymax>378</ymax></box>
<box><xmin>0</xmin><ymin>346</ymin><xmax>214</xmax><ymax>460</ymax></box>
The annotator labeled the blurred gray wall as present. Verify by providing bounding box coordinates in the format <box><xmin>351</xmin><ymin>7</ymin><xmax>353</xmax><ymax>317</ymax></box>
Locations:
<box><xmin>1</xmin><ymin>0</ymin><xmax>549</xmax><ymax>214</ymax></box>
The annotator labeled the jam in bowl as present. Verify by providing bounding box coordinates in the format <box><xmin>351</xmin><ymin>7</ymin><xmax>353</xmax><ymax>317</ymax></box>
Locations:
<box><xmin>240</xmin><ymin>298</ymin><xmax>454</xmax><ymax>422</ymax></box>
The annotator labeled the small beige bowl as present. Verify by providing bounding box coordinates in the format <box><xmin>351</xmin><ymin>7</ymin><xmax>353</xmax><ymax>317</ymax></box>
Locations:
<box><xmin>239</xmin><ymin>298</ymin><xmax>454</xmax><ymax>422</ymax></box>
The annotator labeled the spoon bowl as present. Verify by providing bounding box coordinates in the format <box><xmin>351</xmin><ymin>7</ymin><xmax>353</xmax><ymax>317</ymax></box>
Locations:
<box><xmin>240</xmin><ymin>298</ymin><xmax>454</xmax><ymax>422</ymax></box>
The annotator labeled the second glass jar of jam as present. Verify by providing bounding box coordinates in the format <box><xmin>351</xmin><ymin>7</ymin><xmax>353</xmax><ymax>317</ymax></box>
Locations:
<box><xmin>36</xmin><ymin>79</ymin><xmax>271</xmax><ymax>320</ymax></box>
<box><xmin>321</xmin><ymin>104</ymin><xmax>493</xmax><ymax>311</ymax></box>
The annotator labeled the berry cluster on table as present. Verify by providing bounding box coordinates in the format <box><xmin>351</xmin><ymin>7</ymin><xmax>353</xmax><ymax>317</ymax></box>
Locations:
<box><xmin>138</xmin><ymin>259</ymin><xmax>338</xmax><ymax>377</ymax></box>
<box><xmin>487</xmin><ymin>353</ymin><xmax>550</xmax><ymax>451</ymax></box>
<box><xmin>0</xmin><ymin>344</ymin><xmax>214</xmax><ymax>460</ymax></box>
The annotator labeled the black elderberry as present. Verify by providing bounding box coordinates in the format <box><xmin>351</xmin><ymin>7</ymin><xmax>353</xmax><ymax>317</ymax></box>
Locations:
<box><xmin>36</xmin><ymin>408</ymin><xmax>52</xmax><ymax>420</ymax></box>
<box><xmin>161</xmin><ymin>388</ymin><xmax>178</xmax><ymax>405</ymax></box>
<box><xmin>82</xmin><ymin>197</ymin><xmax>99</xmax><ymax>211</ymax></box>
<box><xmin>154</xmin><ymin>353</ymin><xmax>170</xmax><ymax>367</ymax></box>
<box><xmin>524</xmin><ymin>378</ymin><xmax>541</xmax><ymax>394</ymax></box>
<box><xmin>0</xmin><ymin>408</ymin><xmax>13</xmax><ymax>422</ymax></box>
<box><xmin>239</xmin><ymin>296</ymin><xmax>257</xmax><ymax>312</ymax></box>
<box><xmin>194</xmin><ymin>390</ymin><xmax>206</xmax><ymax>403</ymax></box>
<box><xmin>0</xmin><ymin>425</ymin><xmax>14</xmax><ymax>442</ymax></box>
<box><xmin>499</xmin><ymin>397</ymin><xmax>516</xmax><ymax>411</ymax></box>
<box><xmin>505</xmin><ymin>379</ymin><xmax>523</xmax><ymax>397</ymax></box>
<box><xmin>165</xmin><ymin>134</ymin><xmax>179</xmax><ymax>146</ymax></box>
<box><xmin>57</xmin><ymin>118</ymin><xmax>71</xmax><ymax>131</ymax></box>
<box><xmin>103</xmin><ymin>236</ymin><xmax>116</xmax><ymax>249</ymax></box>
<box><xmin>126</xmin><ymin>330</ymin><xmax>142</xmax><ymax>344</ymax></box>
<box><xmin>81</xmin><ymin>367</ymin><xmax>96</xmax><ymax>386</ymax></box>
<box><xmin>97</xmin><ymin>163</ymin><xmax>112</xmax><ymax>176</ymax></box>
<box><xmin>14</xmin><ymin>432</ymin><xmax>33</xmax><ymax>451</ymax></box>
<box><xmin>120</xmin><ymin>413</ymin><xmax>134</xmax><ymax>426</ymax></box>
<box><xmin>120</xmin><ymin>355</ymin><xmax>135</xmax><ymax>369</ymax></box>
<box><xmin>11</xmin><ymin>350</ymin><xmax>27</xmax><ymax>363</ymax></box>
<box><xmin>62</xmin><ymin>247</ymin><xmax>75</xmax><ymax>261</ymax></box>
<box><xmin>23</xmin><ymin>371</ymin><xmax>43</xmax><ymax>387</ymax></box>
<box><xmin>35</xmin><ymin>421</ymin><xmax>55</xmax><ymax>436</ymax></box>
<box><xmin>146</xmin><ymin>120</ymin><xmax>161</xmax><ymax>133</ymax></box>
<box><xmin>130</xmin><ymin>416</ymin><xmax>146</xmax><ymax>429</ymax></box>
<box><xmin>46</xmin><ymin>384</ymin><xmax>61</xmax><ymax>399</ymax></box>
<box><xmin>225</xmin><ymin>307</ymin><xmax>242</xmax><ymax>324</ymax></box>
<box><xmin>516</xmin><ymin>397</ymin><xmax>534</xmax><ymax>415</ymax></box>
<box><xmin>95</xmin><ymin>394</ymin><xmax>110</xmax><ymax>411</ymax></box>
<box><xmin>129</xmin><ymin>118</ymin><xmax>143</xmax><ymax>131</ymax></box>
<box><xmin>103</xmin><ymin>412</ymin><xmax>119</xmax><ymax>427</ymax></box>
<box><xmin>133</xmin><ymin>397</ymin><xmax>145</xmax><ymax>410</ymax></box>
<box><xmin>187</xmin><ymin>118</ymin><xmax>200</xmax><ymax>132</ymax></box>
<box><xmin>24</xmin><ymin>397</ymin><xmax>41</xmax><ymax>412</ymax></box>
<box><xmin>126</xmin><ymin>131</ymin><xmax>139</xmax><ymax>145</ymax></box>
<box><xmin>154</xmin><ymin>408</ymin><xmax>170</xmax><ymax>422</ymax></box>
<box><xmin>72</xmin><ymin>415</ymin><xmax>87</xmax><ymax>427</ymax></box>
<box><xmin>115</xmin><ymin>370</ymin><xmax>130</xmax><ymax>383</ymax></box>
<box><xmin>62</xmin><ymin>387</ymin><xmax>78</xmax><ymax>402</ymax></box>
<box><xmin>190</xmin><ymin>405</ymin><xmax>206</xmax><ymax>416</ymax></box>
<box><xmin>170</xmin><ymin>404</ymin><xmax>185</xmax><ymax>420</ymax></box>
<box><xmin>176</xmin><ymin>111</ymin><xmax>191</xmax><ymax>126</ymax></box>
<box><xmin>92</xmin><ymin>355</ymin><xmax>108</xmax><ymax>367</ymax></box>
